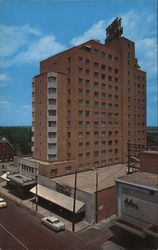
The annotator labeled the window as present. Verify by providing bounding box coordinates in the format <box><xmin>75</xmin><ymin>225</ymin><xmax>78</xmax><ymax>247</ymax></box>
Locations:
<box><xmin>101</xmin><ymin>83</ymin><xmax>106</xmax><ymax>90</ymax></box>
<box><xmin>86</xmin><ymin>111</ymin><xmax>90</xmax><ymax>117</ymax></box>
<box><xmin>65</xmin><ymin>166</ymin><xmax>72</xmax><ymax>174</ymax></box>
<box><xmin>79</xmin><ymin>142</ymin><xmax>83</xmax><ymax>147</ymax></box>
<box><xmin>78</xmin><ymin>99</ymin><xmax>83</xmax><ymax>106</ymax></box>
<box><xmin>86</xmin><ymin>152</ymin><xmax>90</xmax><ymax>158</ymax></box>
<box><xmin>48</xmin><ymin>121</ymin><xmax>56</xmax><ymax>127</ymax></box>
<box><xmin>94</xmin><ymin>131</ymin><xmax>99</xmax><ymax>137</ymax></box>
<box><xmin>48</xmin><ymin>99</ymin><xmax>56</xmax><ymax>105</ymax></box>
<box><xmin>79</xmin><ymin>153</ymin><xmax>83</xmax><ymax>159</ymax></box>
<box><xmin>86</xmin><ymin>100</ymin><xmax>90</xmax><ymax>107</ymax></box>
<box><xmin>94</xmin><ymin>72</ymin><xmax>99</xmax><ymax>78</ymax></box>
<box><xmin>68</xmin><ymin>57</ymin><xmax>71</xmax><ymax>63</ymax></box>
<box><xmin>101</xmin><ymin>51</ymin><xmax>106</xmax><ymax>57</ymax></box>
<box><xmin>94</xmin><ymin>141</ymin><xmax>99</xmax><ymax>146</ymax></box>
<box><xmin>48</xmin><ymin>76</ymin><xmax>56</xmax><ymax>83</ymax></box>
<box><xmin>86</xmin><ymin>79</ymin><xmax>90</xmax><ymax>87</ymax></box>
<box><xmin>102</xmin><ymin>141</ymin><xmax>106</xmax><ymax>146</ymax></box>
<box><xmin>67</xmin><ymin>67</ymin><xmax>71</xmax><ymax>75</ymax></box>
<box><xmin>48</xmin><ymin>110</ymin><xmax>56</xmax><ymax>116</ymax></box>
<box><xmin>101</xmin><ymin>74</ymin><xmax>106</xmax><ymax>80</ymax></box>
<box><xmin>114</xmin><ymin>56</ymin><xmax>118</xmax><ymax>62</ymax></box>
<box><xmin>48</xmin><ymin>132</ymin><xmax>56</xmax><ymax>138</ymax></box>
<box><xmin>86</xmin><ymin>121</ymin><xmax>90</xmax><ymax>128</ymax></box>
<box><xmin>79</xmin><ymin>56</ymin><xmax>83</xmax><ymax>63</ymax></box>
<box><xmin>86</xmin><ymin>141</ymin><xmax>90</xmax><ymax>147</ymax></box>
<box><xmin>94</xmin><ymin>49</ymin><xmax>99</xmax><ymax>55</ymax></box>
<box><xmin>79</xmin><ymin>164</ymin><xmax>83</xmax><ymax>171</ymax></box>
<box><xmin>101</xmin><ymin>102</ymin><xmax>106</xmax><ymax>108</ymax></box>
<box><xmin>79</xmin><ymin>78</ymin><xmax>82</xmax><ymax>84</ymax></box>
<box><xmin>48</xmin><ymin>143</ymin><xmax>56</xmax><ymax>149</ymax></box>
<box><xmin>108</xmin><ymin>76</ymin><xmax>112</xmax><ymax>81</ymax></box>
<box><xmin>101</xmin><ymin>64</ymin><xmax>106</xmax><ymax>70</ymax></box>
<box><xmin>79</xmin><ymin>121</ymin><xmax>83</xmax><ymax>128</ymax></box>
<box><xmin>102</xmin><ymin>131</ymin><xmax>106</xmax><ymax>137</ymax></box>
<box><xmin>86</xmin><ymin>59</ymin><xmax>90</xmax><ymax>65</ymax></box>
<box><xmin>94</xmin><ymin>81</ymin><xmax>99</xmax><ymax>89</ymax></box>
<box><xmin>94</xmin><ymin>62</ymin><xmax>99</xmax><ymax>68</ymax></box>
<box><xmin>102</xmin><ymin>122</ymin><xmax>106</xmax><ymax>128</ymax></box>
<box><xmin>85</xmin><ymin>163</ymin><xmax>90</xmax><ymax>170</ymax></box>
<box><xmin>86</xmin><ymin>90</ymin><xmax>90</xmax><ymax>96</ymax></box>
<box><xmin>86</xmin><ymin>69</ymin><xmax>90</xmax><ymax>76</ymax></box>
<box><xmin>48</xmin><ymin>88</ymin><xmax>56</xmax><ymax>94</ymax></box>
<box><xmin>79</xmin><ymin>67</ymin><xmax>83</xmax><ymax>74</ymax></box>
<box><xmin>51</xmin><ymin>169</ymin><xmax>58</xmax><ymax>176</ymax></box>
<box><xmin>108</xmin><ymin>54</ymin><xmax>112</xmax><ymax>61</ymax></box>
<box><xmin>94</xmin><ymin>91</ymin><xmax>99</xmax><ymax>98</ymax></box>
<box><xmin>79</xmin><ymin>88</ymin><xmax>83</xmax><ymax>96</ymax></box>
<box><xmin>94</xmin><ymin>151</ymin><xmax>99</xmax><ymax>157</ymax></box>
<box><xmin>79</xmin><ymin>132</ymin><xmax>83</xmax><ymax>137</ymax></box>
<box><xmin>48</xmin><ymin>154</ymin><xmax>56</xmax><ymax>161</ymax></box>
<box><xmin>115</xmin><ymin>69</ymin><xmax>118</xmax><ymax>74</ymax></box>
<box><xmin>101</xmin><ymin>112</ymin><xmax>106</xmax><ymax>118</ymax></box>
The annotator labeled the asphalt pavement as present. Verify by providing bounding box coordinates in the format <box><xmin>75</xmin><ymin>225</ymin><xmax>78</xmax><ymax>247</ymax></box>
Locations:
<box><xmin>0</xmin><ymin>194</ymin><xmax>111</xmax><ymax>250</ymax></box>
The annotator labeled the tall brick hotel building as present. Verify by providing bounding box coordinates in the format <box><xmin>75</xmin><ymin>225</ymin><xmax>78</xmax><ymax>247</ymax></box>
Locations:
<box><xmin>19</xmin><ymin>18</ymin><xmax>146</xmax><ymax>178</ymax></box>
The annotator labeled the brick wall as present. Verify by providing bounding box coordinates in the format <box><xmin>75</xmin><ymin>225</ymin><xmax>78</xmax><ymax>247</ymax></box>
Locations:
<box><xmin>140</xmin><ymin>151</ymin><xmax>158</xmax><ymax>174</ymax></box>
<box><xmin>97</xmin><ymin>185</ymin><xmax>116</xmax><ymax>222</ymax></box>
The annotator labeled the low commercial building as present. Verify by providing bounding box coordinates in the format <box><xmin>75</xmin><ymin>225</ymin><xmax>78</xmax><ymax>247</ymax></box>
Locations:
<box><xmin>52</xmin><ymin>164</ymin><xmax>127</xmax><ymax>223</ymax></box>
<box><xmin>113</xmin><ymin>172</ymin><xmax>158</xmax><ymax>239</ymax></box>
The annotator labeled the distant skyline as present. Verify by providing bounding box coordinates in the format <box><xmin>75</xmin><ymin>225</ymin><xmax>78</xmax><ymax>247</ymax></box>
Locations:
<box><xmin>0</xmin><ymin>0</ymin><xmax>157</xmax><ymax>126</ymax></box>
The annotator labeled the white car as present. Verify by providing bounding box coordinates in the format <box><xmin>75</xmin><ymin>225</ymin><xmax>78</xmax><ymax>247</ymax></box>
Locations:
<box><xmin>0</xmin><ymin>197</ymin><xmax>7</xmax><ymax>208</ymax></box>
<box><xmin>41</xmin><ymin>216</ymin><xmax>65</xmax><ymax>232</ymax></box>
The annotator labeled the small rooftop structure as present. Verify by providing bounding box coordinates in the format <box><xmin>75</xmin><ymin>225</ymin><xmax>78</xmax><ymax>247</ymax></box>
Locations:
<box><xmin>54</xmin><ymin>164</ymin><xmax>127</xmax><ymax>193</ymax></box>
<box><xmin>116</xmin><ymin>171</ymin><xmax>158</xmax><ymax>191</ymax></box>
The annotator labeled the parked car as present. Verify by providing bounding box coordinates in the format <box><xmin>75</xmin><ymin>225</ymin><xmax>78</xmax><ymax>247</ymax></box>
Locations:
<box><xmin>0</xmin><ymin>198</ymin><xmax>7</xmax><ymax>208</ymax></box>
<box><xmin>41</xmin><ymin>216</ymin><xmax>65</xmax><ymax>232</ymax></box>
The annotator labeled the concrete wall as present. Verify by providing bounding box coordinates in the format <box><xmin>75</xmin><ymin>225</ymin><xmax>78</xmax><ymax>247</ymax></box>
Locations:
<box><xmin>116</xmin><ymin>181</ymin><xmax>158</xmax><ymax>226</ymax></box>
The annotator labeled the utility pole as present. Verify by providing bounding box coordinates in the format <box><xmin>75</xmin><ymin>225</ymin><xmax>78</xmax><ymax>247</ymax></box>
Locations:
<box><xmin>72</xmin><ymin>170</ymin><xmax>77</xmax><ymax>232</ymax></box>
<box><xmin>95</xmin><ymin>171</ymin><xmax>98</xmax><ymax>223</ymax></box>
<box><xmin>35</xmin><ymin>175</ymin><xmax>38</xmax><ymax>211</ymax></box>
<box><xmin>127</xmin><ymin>140</ymin><xmax>130</xmax><ymax>174</ymax></box>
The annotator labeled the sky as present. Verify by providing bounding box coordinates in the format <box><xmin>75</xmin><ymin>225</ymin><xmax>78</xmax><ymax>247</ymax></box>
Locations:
<box><xmin>0</xmin><ymin>0</ymin><xmax>157</xmax><ymax>126</ymax></box>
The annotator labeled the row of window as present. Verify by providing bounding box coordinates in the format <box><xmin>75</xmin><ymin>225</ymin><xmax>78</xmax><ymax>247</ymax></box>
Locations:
<box><xmin>78</xmin><ymin>110</ymin><xmax>118</xmax><ymax>117</ymax></box>
<box><xmin>78</xmin><ymin>149</ymin><xmax>118</xmax><ymax>158</ymax></box>
<box><xmin>78</xmin><ymin>131</ymin><xmax>118</xmax><ymax>137</ymax></box>
<box><xmin>78</xmin><ymin>140</ymin><xmax>118</xmax><ymax>147</ymax></box>
<box><xmin>71</xmin><ymin>53</ymin><xmax>119</xmax><ymax>62</ymax></box>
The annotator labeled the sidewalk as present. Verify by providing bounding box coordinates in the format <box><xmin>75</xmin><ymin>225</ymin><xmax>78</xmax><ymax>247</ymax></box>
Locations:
<box><xmin>0</xmin><ymin>181</ymin><xmax>90</xmax><ymax>233</ymax></box>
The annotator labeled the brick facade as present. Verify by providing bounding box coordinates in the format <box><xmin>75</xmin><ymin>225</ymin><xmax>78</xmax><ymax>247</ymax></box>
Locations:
<box><xmin>140</xmin><ymin>151</ymin><xmax>158</xmax><ymax>174</ymax></box>
<box><xmin>30</xmin><ymin>36</ymin><xmax>146</xmax><ymax>178</ymax></box>
<box><xmin>0</xmin><ymin>137</ymin><xmax>15</xmax><ymax>162</ymax></box>
<box><xmin>97</xmin><ymin>186</ymin><xmax>116</xmax><ymax>221</ymax></box>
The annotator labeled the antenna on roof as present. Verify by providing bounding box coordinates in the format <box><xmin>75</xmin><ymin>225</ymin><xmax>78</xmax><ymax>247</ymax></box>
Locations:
<box><xmin>105</xmin><ymin>17</ymin><xmax>123</xmax><ymax>44</ymax></box>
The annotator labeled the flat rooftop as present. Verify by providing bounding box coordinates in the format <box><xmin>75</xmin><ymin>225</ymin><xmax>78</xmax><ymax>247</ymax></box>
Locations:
<box><xmin>116</xmin><ymin>172</ymin><xmax>158</xmax><ymax>191</ymax></box>
<box><xmin>53</xmin><ymin>164</ymin><xmax>127</xmax><ymax>193</ymax></box>
<box><xmin>20</xmin><ymin>156</ymin><xmax>74</xmax><ymax>166</ymax></box>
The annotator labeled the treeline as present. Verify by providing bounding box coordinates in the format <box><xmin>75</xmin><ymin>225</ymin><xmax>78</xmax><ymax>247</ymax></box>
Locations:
<box><xmin>0</xmin><ymin>126</ymin><xmax>32</xmax><ymax>155</ymax></box>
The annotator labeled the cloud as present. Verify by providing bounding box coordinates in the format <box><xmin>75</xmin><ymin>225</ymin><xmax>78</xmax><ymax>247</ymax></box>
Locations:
<box><xmin>0</xmin><ymin>24</ymin><xmax>66</xmax><ymax>67</ymax></box>
<box><xmin>0</xmin><ymin>73</ymin><xmax>11</xmax><ymax>87</ymax></box>
<box><xmin>0</xmin><ymin>24</ymin><xmax>41</xmax><ymax>58</ymax></box>
<box><xmin>71</xmin><ymin>20</ymin><xmax>107</xmax><ymax>46</ymax></box>
<box><xmin>11</xmin><ymin>35</ymin><xmax>66</xmax><ymax>65</ymax></box>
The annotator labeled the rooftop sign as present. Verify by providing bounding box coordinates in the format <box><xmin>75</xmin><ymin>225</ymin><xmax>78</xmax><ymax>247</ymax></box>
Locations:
<box><xmin>105</xmin><ymin>17</ymin><xmax>123</xmax><ymax>44</ymax></box>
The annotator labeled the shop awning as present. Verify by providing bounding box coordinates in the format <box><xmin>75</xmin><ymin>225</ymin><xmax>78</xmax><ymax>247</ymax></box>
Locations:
<box><xmin>30</xmin><ymin>184</ymin><xmax>85</xmax><ymax>213</ymax></box>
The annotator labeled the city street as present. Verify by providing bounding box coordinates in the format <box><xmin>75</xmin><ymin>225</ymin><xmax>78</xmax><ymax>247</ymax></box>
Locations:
<box><xmin>0</xmin><ymin>194</ymin><xmax>110</xmax><ymax>250</ymax></box>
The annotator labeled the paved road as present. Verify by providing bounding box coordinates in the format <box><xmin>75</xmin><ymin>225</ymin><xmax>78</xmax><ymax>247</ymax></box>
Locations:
<box><xmin>0</xmin><ymin>194</ymin><xmax>109</xmax><ymax>250</ymax></box>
